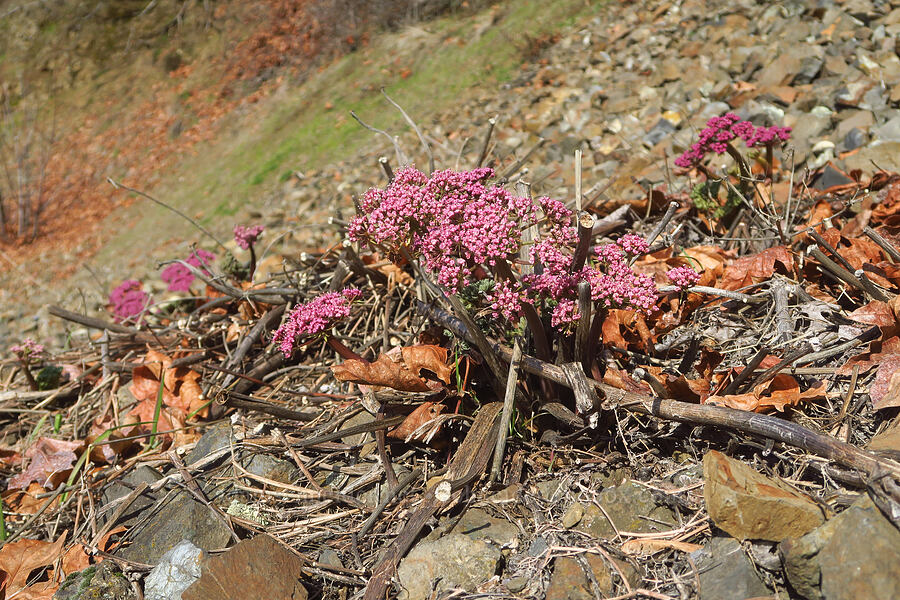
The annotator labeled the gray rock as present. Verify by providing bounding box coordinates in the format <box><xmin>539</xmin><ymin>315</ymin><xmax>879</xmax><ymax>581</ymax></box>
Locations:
<box><xmin>119</xmin><ymin>489</ymin><xmax>233</xmax><ymax>565</ymax></box>
<box><xmin>185</xmin><ymin>421</ymin><xmax>233</xmax><ymax>466</ymax></box>
<box><xmin>528</xmin><ymin>535</ymin><xmax>549</xmax><ymax>557</ymax></box>
<box><xmin>317</xmin><ymin>547</ymin><xmax>343</xmax><ymax>569</ymax></box>
<box><xmin>243</xmin><ymin>453</ymin><xmax>297</xmax><ymax>485</ymax></box>
<box><xmin>873</xmin><ymin>115</ymin><xmax>900</xmax><ymax>143</ymax></box>
<box><xmin>643</xmin><ymin>118</ymin><xmax>676</xmax><ymax>147</ymax></box>
<box><xmin>574</xmin><ymin>480</ymin><xmax>676</xmax><ymax>539</ymax></box>
<box><xmin>100</xmin><ymin>466</ymin><xmax>162</xmax><ymax>528</ymax></box>
<box><xmin>690</xmin><ymin>537</ymin><xmax>770</xmax><ymax>600</ymax></box>
<box><xmin>842</xmin><ymin>141</ymin><xmax>900</xmax><ymax>174</ymax></box>
<box><xmin>450</xmin><ymin>507</ymin><xmax>519</xmax><ymax>548</ymax></box>
<box><xmin>780</xmin><ymin>495</ymin><xmax>900</xmax><ymax>600</ymax></box>
<box><xmin>54</xmin><ymin>561</ymin><xmax>136</xmax><ymax>600</ymax></box>
<box><xmin>397</xmin><ymin>533</ymin><xmax>500</xmax><ymax>600</ymax></box>
<box><xmin>842</xmin><ymin>127</ymin><xmax>869</xmax><ymax>151</ymax></box>
<box><xmin>144</xmin><ymin>540</ymin><xmax>206</xmax><ymax>600</ymax></box>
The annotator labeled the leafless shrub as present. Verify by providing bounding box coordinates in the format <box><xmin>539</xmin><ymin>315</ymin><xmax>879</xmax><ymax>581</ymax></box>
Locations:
<box><xmin>0</xmin><ymin>90</ymin><xmax>57</xmax><ymax>243</ymax></box>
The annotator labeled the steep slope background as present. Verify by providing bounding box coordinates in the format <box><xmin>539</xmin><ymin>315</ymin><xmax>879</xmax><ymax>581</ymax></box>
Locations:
<box><xmin>0</xmin><ymin>0</ymin><xmax>596</xmax><ymax>341</ymax></box>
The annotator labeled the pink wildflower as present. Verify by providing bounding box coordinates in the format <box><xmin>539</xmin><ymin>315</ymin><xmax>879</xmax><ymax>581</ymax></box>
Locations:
<box><xmin>161</xmin><ymin>249</ymin><xmax>217</xmax><ymax>292</ymax></box>
<box><xmin>11</xmin><ymin>338</ymin><xmax>45</xmax><ymax>359</ymax></box>
<box><xmin>551</xmin><ymin>299</ymin><xmax>580</xmax><ymax>331</ymax></box>
<box><xmin>667</xmin><ymin>265</ymin><xmax>701</xmax><ymax>289</ymax></box>
<box><xmin>617</xmin><ymin>234</ymin><xmax>650</xmax><ymax>256</ymax></box>
<box><xmin>272</xmin><ymin>288</ymin><xmax>362</xmax><ymax>357</ymax></box>
<box><xmin>109</xmin><ymin>279</ymin><xmax>151</xmax><ymax>322</ymax></box>
<box><xmin>674</xmin><ymin>113</ymin><xmax>791</xmax><ymax>169</ymax></box>
<box><xmin>234</xmin><ymin>224</ymin><xmax>265</xmax><ymax>250</ymax></box>
<box><xmin>487</xmin><ymin>279</ymin><xmax>527</xmax><ymax>322</ymax></box>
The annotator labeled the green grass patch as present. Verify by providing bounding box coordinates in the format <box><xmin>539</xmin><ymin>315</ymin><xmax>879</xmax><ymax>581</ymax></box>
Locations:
<box><xmin>95</xmin><ymin>0</ymin><xmax>601</xmax><ymax>263</ymax></box>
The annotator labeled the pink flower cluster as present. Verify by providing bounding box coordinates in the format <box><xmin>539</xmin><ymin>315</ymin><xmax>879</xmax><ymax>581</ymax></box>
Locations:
<box><xmin>234</xmin><ymin>224</ymin><xmax>264</xmax><ymax>250</ymax></box>
<box><xmin>675</xmin><ymin>113</ymin><xmax>791</xmax><ymax>169</ymax></box>
<box><xmin>349</xmin><ymin>167</ymin><xmax>556</xmax><ymax>292</ymax></box>
<box><xmin>161</xmin><ymin>249</ymin><xmax>217</xmax><ymax>292</ymax></box>
<box><xmin>109</xmin><ymin>279</ymin><xmax>151</xmax><ymax>322</ymax></box>
<box><xmin>272</xmin><ymin>288</ymin><xmax>362</xmax><ymax>357</ymax></box>
<box><xmin>526</xmin><ymin>234</ymin><xmax>657</xmax><ymax>330</ymax></box>
<box><xmin>11</xmin><ymin>338</ymin><xmax>45</xmax><ymax>359</ymax></box>
<box><xmin>667</xmin><ymin>265</ymin><xmax>701</xmax><ymax>289</ymax></box>
<box><xmin>350</xmin><ymin>166</ymin><xmax>659</xmax><ymax>331</ymax></box>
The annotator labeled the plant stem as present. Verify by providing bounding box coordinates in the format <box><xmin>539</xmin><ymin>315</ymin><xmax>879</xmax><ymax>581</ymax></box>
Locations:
<box><xmin>492</xmin><ymin>259</ymin><xmax>552</xmax><ymax>362</ymax></box>
<box><xmin>17</xmin><ymin>359</ymin><xmax>39</xmax><ymax>391</ymax></box>
<box><xmin>328</xmin><ymin>337</ymin><xmax>365</xmax><ymax>361</ymax></box>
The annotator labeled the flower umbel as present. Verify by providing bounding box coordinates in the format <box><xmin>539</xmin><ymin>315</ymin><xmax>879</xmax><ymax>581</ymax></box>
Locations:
<box><xmin>109</xmin><ymin>279</ymin><xmax>151</xmax><ymax>322</ymax></box>
<box><xmin>272</xmin><ymin>288</ymin><xmax>362</xmax><ymax>357</ymax></box>
<box><xmin>161</xmin><ymin>249</ymin><xmax>217</xmax><ymax>292</ymax></box>
<box><xmin>667</xmin><ymin>265</ymin><xmax>701</xmax><ymax>289</ymax></box>
<box><xmin>234</xmin><ymin>224</ymin><xmax>265</xmax><ymax>250</ymax></box>
<box><xmin>11</xmin><ymin>338</ymin><xmax>45</xmax><ymax>360</ymax></box>
<box><xmin>675</xmin><ymin>112</ymin><xmax>791</xmax><ymax>170</ymax></box>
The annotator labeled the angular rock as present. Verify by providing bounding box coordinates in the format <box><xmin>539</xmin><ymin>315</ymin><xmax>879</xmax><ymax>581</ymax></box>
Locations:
<box><xmin>703</xmin><ymin>450</ymin><xmax>825</xmax><ymax>541</ymax></box>
<box><xmin>185</xmin><ymin>421</ymin><xmax>233</xmax><ymax>466</ymax></box>
<box><xmin>182</xmin><ymin>534</ymin><xmax>307</xmax><ymax>600</ymax></box>
<box><xmin>100</xmin><ymin>465</ymin><xmax>162</xmax><ymax>528</ymax></box>
<box><xmin>144</xmin><ymin>540</ymin><xmax>205</xmax><ymax>600</ymax></box>
<box><xmin>449</xmin><ymin>507</ymin><xmax>519</xmax><ymax>548</ymax></box>
<box><xmin>546</xmin><ymin>553</ymin><xmax>639</xmax><ymax>600</ymax></box>
<box><xmin>397</xmin><ymin>533</ymin><xmax>500</xmax><ymax>600</ymax></box>
<box><xmin>843</xmin><ymin>142</ymin><xmax>900</xmax><ymax>173</ymax></box>
<box><xmin>119</xmin><ymin>489</ymin><xmax>233</xmax><ymax>565</ymax></box>
<box><xmin>54</xmin><ymin>561</ymin><xmax>136</xmax><ymax>600</ymax></box>
<box><xmin>574</xmin><ymin>480</ymin><xmax>676</xmax><ymax>539</ymax></box>
<box><xmin>244</xmin><ymin>453</ymin><xmax>297</xmax><ymax>485</ymax></box>
<box><xmin>780</xmin><ymin>495</ymin><xmax>900</xmax><ymax>600</ymax></box>
<box><xmin>690</xmin><ymin>537</ymin><xmax>771</xmax><ymax>600</ymax></box>
<box><xmin>873</xmin><ymin>115</ymin><xmax>900</xmax><ymax>142</ymax></box>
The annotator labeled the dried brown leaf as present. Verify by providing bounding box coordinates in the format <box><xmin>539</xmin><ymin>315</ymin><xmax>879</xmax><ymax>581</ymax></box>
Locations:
<box><xmin>332</xmin><ymin>345</ymin><xmax>452</xmax><ymax>392</ymax></box>
<box><xmin>388</xmin><ymin>402</ymin><xmax>447</xmax><ymax>442</ymax></box>
<box><xmin>870</xmin><ymin>355</ymin><xmax>900</xmax><ymax>410</ymax></box>
<box><xmin>0</xmin><ymin>531</ymin><xmax>66</xmax><ymax>596</ymax></box>
<box><xmin>720</xmin><ymin>246</ymin><xmax>793</xmax><ymax>290</ymax></box>
<box><xmin>8</xmin><ymin>438</ymin><xmax>83</xmax><ymax>491</ymax></box>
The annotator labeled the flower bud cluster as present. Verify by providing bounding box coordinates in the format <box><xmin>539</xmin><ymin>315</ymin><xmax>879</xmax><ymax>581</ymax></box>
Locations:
<box><xmin>666</xmin><ymin>265</ymin><xmax>701</xmax><ymax>289</ymax></box>
<box><xmin>11</xmin><ymin>338</ymin><xmax>45</xmax><ymax>359</ymax></box>
<box><xmin>350</xmin><ymin>167</ymin><xmax>658</xmax><ymax>331</ymax></box>
<box><xmin>161</xmin><ymin>249</ymin><xmax>217</xmax><ymax>292</ymax></box>
<box><xmin>109</xmin><ymin>279</ymin><xmax>151</xmax><ymax>322</ymax></box>
<box><xmin>675</xmin><ymin>113</ymin><xmax>791</xmax><ymax>169</ymax></box>
<box><xmin>272</xmin><ymin>288</ymin><xmax>362</xmax><ymax>357</ymax></box>
<box><xmin>234</xmin><ymin>224</ymin><xmax>264</xmax><ymax>250</ymax></box>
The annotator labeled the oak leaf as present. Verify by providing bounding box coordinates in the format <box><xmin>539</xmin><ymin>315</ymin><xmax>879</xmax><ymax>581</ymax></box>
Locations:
<box><xmin>720</xmin><ymin>246</ymin><xmax>793</xmax><ymax>290</ymax></box>
<box><xmin>7</xmin><ymin>438</ymin><xmax>83</xmax><ymax>491</ymax></box>
<box><xmin>388</xmin><ymin>402</ymin><xmax>447</xmax><ymax>442</ymax></box>
<box><xmin>0</xmin><ymin>531</ymin><xmax>67</xmax><ymax>598</ymax></box>
<box><xmin>706</xmin><ymin>375</ymin><xmax>826</xmax><ymax>412</ymax></box>
<box><xmin>332</xmin><ymin>345</ymin><xmax>452</xmax><ymax>392</ymax></box>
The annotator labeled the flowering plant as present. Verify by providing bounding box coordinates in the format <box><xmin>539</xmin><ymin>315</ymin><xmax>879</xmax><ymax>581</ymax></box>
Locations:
<box><xmin>233</xmin><ymin>224</ymin><xmax>264</xmax><ymax>280</ymax></box>
<box><xmin>273</xmin><ymin>288</ymin><xmax>362</xmax><ymax>358</ymax></box>
<box><xmin>109</xmin><ymin>279</ymin><xmax>151</xmax><ymax>322</ymax></box>
<box><xmin>11</xmin><ymin>337</ymin><xmax>45</xmax><ymax>360</ymax></box>
<box><xmin>675</xmin><ymin>113</ymin><xmax>791</xmax><ymax>220</ymax></box>
<box><xmin>234</xmin><ymin>224</ymin><xmax>264</xmax><ymax>250</ymax></box>
<box><xmin>161</xmin><ymin>249</ymin><xmax>217</xmax><ymax>292</ymax></box>
<box><xmin>349</xmin><ymin>166</ymin><xmax>658</xmax><ymax>360</ymax></box>
<box><xmin>10</xmin><ymin>338</ymin><xmax>46</xmax><ymax>391</ymax></box>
